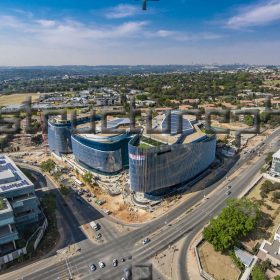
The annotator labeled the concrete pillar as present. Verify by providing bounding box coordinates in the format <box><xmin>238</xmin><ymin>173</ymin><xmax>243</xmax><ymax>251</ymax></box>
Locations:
<box><xmin>8</xmin><ymin>224</ymin><xmax>12</xmax><ymax>233</ymax></box>
<box><xmin>12</xmin><ymin>240</ymin><xmax>16</xmax><ymax>250</ymax></box>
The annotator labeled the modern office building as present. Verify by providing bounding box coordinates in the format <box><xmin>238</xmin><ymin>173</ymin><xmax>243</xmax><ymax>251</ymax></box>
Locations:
<box><xmin>72</xmin><ymin>133</ymin><xmax>132</xmax><ymax>175</ymax></box>
<box><xmin>48</xmin><ymin>119</ymin><xmax>72</xmax><ymax>155</ymax></box>
<box><xmin>271</xmin><ymin>149</ymin><xmax>280</xmax><ymax>176</ymax></box>
<box><xmin>48</xmin><ymin>115</ymin><xmax>99</xmax><ymax>155</ymax></box>
<box><xmin>0</xmin><ymin>155</ymin><xmax>42</xmax><ymax>256</ymax></box>
<box><xmin>71</xmin><ymin>118</ymin><xmax>132</xmax><ymax>175</ymax></box>
<box><xmin>129</xmin><ymin>112</ymin><xmax>216</xmax><ymax>194</ymax></box>
<box><xmin>48</xmin><ymin>115</ymin><xmax>133</xmax><ymax>174</ymax></box>
<box><xmin>48</xmin><ymin>112</ymin><xmax>216</xmax><ymax>189</ymax></box>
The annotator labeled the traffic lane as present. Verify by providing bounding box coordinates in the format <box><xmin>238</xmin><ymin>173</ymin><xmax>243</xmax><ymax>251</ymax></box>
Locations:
<box><xmin>25</xmin><ymin>168</ymin><xmax>86</xmax><ymax>245</ymax></box>
<box><xmin>15</xmin><ymin>130</ymin><xmax>280</xmax><ymax>280</ymax></box>
<box><xmin>180</xmin><ymin>139</ymin><xmax>280</xmax><ymax>279</ymax></box>
<box><xmin>66</xmin><ymin>190</ymin><xmax>121</xmax><ymax>241</ymax></box>
<box><xmin>57</xmin><ymin>158</ymin><xmax>256</xmax><ymax>270</ymax></box>
<box><xmin>66</xmin><ymin>191</ymin><xmax>228</xmax><ymax>280</ymax></box>
<box><xmin>14</xmin><ymin>166</ymin><xmax>262</xmax><ymax>280</ymax></box>
<box><xmin>39</xmin><ymin>175</ymin><xmax>88</xmax><ymax>244</ymax></box>
<box><xmin>22</xmin><ymin>147</ymin><xmax>274</xmax><ymax>280</ymax></box>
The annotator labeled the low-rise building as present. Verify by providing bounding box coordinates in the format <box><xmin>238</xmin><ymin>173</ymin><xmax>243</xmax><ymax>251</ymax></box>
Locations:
<box><xmin>0</xmin><ymin>155</ymin><xmax>43</xmax><ymax>257</ymax></box>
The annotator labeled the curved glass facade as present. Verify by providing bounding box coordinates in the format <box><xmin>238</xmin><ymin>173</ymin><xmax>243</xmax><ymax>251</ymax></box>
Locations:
<box><xmin>48</xmin><ymin>122</ymin><xmax>72</xmax><ymax>155</ymax></box>
<box><xmin>129</xmin><ymin>135</ymin><xmax>216</xmax><ymax>193</ymax></box>
<box><xmin>71</xmin><ymin>134</ymin><xmax>132</xmax><ymax>174</ymax></box>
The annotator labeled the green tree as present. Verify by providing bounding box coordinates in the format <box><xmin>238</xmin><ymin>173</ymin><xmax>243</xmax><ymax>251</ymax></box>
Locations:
<box><xmin>82</xmin><ymin>172</ymin><xmax>93</xmax><ymax>184</ymax></box>
<box><xmin>40</xmin><ymin>159</ymin><xmax>56</xmax><ymax>173</ymax></box>
<box><xmin>251</xmin><ymin>265</ymin><xmax>267</xmax><ymax>280</ymax></box>
<box><xmin>136</xmin><ymin>94</ymin><xmax>148</xmax><ymax>101</ymax></box>
<box><xmin>203</xmin><ymin>199</ymin><xmax>260</xmax><ymax>251</ymax></box>
<box><xmin>244</xmin><ymin>115</ymin><xmax>254</xmax><ymax>126</ymax></box>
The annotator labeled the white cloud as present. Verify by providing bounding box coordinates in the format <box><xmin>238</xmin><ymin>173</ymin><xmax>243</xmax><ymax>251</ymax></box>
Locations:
<box><xmin>153</xmin><ymin>29</ymin><xmax>222</xmax><ymax>41</ymax></box>
<box><xmin>0</xmin><ymin>12</ymin><xmax>223</xmax><ymax>66</ymax></box>
<box><xmin>0</xmin><ymin>15</ymin><xmax>23</xmax><ymax>29</ymax></box>
<box><xmin>0</xmin><ymin>14</ymin><xmax>149</xmax><ymax>45</ymax></box>
<box><xmin>105</xmin><ymin>4</ymin><xmax>139</xmax><ymax>19</ymax></box>
<box><xmin>227</xmin><ymin>0</ymin><xmax>280</xmax><ymax>29</ymax></box>
<box><xmin>36</xmin><ymin>20</ymin><xmax>57</xmax><ymax>28</ymax></box>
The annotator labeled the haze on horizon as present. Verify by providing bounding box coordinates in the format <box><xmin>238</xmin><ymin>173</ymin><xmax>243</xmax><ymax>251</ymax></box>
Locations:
<box><xmin>0</xmin><ymin>0</ymin><xmax>280</xmax><ymax>66</ymax></box>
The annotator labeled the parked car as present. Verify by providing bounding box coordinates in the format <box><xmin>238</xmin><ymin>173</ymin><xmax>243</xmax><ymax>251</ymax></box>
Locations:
<box><xmin>90</xmin><ymin>264</ymin><xmax>96</xmax><ymax>271</ymax></box>
<box><xmin>143</xmin><ymin>238</ymin><xmax>150</xmax><ymax>245</ymax></box>
<box><xmin>99</xmin><ymin>261</ymin><xmax>105</xmax><ymax>268</ymax></box>
<box><xmin>112</xmin><ymin>259</ymin><xmax>118</xmax><ymax>267</ymax></box>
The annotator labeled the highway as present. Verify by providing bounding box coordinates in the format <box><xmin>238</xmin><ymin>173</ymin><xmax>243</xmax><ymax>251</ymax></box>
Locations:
<box><xmin>2</xmin><ymin>128</ymin><xmax>280</xmax><ymax>280</ymax></box>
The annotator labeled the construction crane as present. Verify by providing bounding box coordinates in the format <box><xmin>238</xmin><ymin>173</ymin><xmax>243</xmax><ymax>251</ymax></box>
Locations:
<box><xmin>136</xmin><ymin>0</ymin><xmax>159</xmax><ymax>10</ymax></box>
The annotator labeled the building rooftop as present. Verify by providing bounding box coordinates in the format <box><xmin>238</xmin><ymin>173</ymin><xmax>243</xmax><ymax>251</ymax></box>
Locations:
<box><xmin>76</xmin><ymin>118</ymin><xmax>131</xmax><ymax>142</ymax></box>
<box><xmin>142</xmin><ymin>113</ymin><xmax>205</xmax><ymax>146</ymax></box>
<box><xmin>263</xmin><ymin>240</ymin><xmax>280</xmax><ymax>261</ymax></box>
<box><xmin>0</xmin><ymin>155</ymin><xmax>32</xmax><ymax>193</ymax></box>
<box><xmin>142</xmin><ymin>112</ymin><xmax>196</xmax><ymax>145</ymax></box>
<box><xmin>234</xmin><ymin>247</ymin><xmax>254</xmax><ymax>267</ymax></box>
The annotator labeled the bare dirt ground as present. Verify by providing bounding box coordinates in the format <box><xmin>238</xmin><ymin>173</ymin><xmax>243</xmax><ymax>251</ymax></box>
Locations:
<box><xmin>198</xmin><ymin>242</ymin><xmax>241</xmax><ymax>280</ymax></box>
<box><xmin>211</xmin><ymin>120</ymin><xmax>249</xmax><ymax>131</ymax></box>
<box><xmin>244</xmin><ymin>178</ymin><xmax>280</xmax><ymax>250</ymax></box>
<box><xmin>0</xmin><ymin>93</ymin><xmax>39</xmax><ymax>106</ymax></box>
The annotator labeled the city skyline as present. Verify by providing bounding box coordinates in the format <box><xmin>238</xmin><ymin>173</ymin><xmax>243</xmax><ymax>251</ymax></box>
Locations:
<box><xmin>0</xmin><ymin>0</ymin><xmax>280</xmax><ymax>65</ymax></box>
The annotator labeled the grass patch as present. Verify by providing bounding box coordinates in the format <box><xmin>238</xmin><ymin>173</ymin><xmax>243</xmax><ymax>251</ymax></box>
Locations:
<box><xmin>139</xmin><ymin>142</ymin><xmax>152</xmax><ymax>149</ymax></box>
<box><xmin>141</xmin><ymin>136</ymin><xmax>163</xmax><ymax>147</ymax></box>
<box><xmin>0</xmin><ymin>198</ymin><xmax>4</xmax><ymax>210</ymax></box>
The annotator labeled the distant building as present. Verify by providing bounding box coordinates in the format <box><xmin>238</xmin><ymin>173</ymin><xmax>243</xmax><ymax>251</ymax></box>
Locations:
<box><xmin>271</xmin><ymin>149</ymin><xmax>280</xmax><ymax>177</ymax></box>
<box><xmin>0</xmin><ymin>155</ymin><xmax>43</xmax><ymax>257</ymax></box>
<box><xmin>135</xmin><ymin>100</ymin><xmax>156</xmax><ymax>107</ymax></box>
<box><xmin>95</xmin><ymin>97</ymin><xmax>120</xmax><ymax>106</ymax></box>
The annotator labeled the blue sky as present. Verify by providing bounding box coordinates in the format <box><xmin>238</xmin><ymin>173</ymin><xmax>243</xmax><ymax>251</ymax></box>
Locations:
<box><xmin>0</xmin><ymin>0</ymin><xmax>280</xmax><ymax>65</ymax></box>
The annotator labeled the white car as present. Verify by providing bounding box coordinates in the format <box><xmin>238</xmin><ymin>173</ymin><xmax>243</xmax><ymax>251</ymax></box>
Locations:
<box><xmin>112</xmin><ymin>259</ymin><xmax>118</xmax><ymax>267</ymax></box>
<box><xmin>99</xmin><ymin>261</ymin><xmax>105</xmax><ymax>268</ymax></box>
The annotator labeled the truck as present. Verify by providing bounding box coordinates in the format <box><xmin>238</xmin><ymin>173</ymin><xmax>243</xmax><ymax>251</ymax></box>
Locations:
<box><xmin>89</xmin><ymin>221</ymin><xmax>100</xmax><ymax>231</ymax></box>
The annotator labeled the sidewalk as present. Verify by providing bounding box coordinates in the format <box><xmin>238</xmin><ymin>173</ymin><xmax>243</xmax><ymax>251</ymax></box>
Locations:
<box><xmin>185</xmin><ymin>232</ymin><xmax>204</xmax><ymax>280</ymax></box>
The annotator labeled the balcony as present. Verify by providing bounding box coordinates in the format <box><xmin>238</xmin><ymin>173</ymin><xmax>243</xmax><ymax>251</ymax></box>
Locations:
<box><xmin>0</xmin><ymin>225</ymin><xmax>18</xmax><ymax>245</ymax></box>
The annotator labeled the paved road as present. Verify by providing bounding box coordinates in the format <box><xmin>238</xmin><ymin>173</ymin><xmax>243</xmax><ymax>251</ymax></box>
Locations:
<box><xmin>178</xmin><ymin>128</ymin><xmax>280</xmax><ymax>280</ymax></box>
<box><xmin>3</xmin><ymin>129</ymin><xmax>280</xmax><ymax>280</ymax></box>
